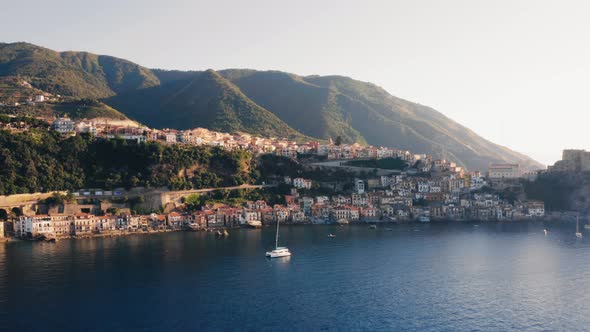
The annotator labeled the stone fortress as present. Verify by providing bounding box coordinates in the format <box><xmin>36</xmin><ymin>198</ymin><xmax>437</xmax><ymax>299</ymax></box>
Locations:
<box><xmin>549</xmin><ymin>149</ymin><xmax>590</xmax><ymax>172</ymax></box>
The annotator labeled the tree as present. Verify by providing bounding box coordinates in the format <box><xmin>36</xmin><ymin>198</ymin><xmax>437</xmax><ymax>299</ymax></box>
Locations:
<box><xmin>335</xmin><ymin>136</ymin><xmax>343</xmax><ymax>146</ymax></box>
<box><xmin>184</xmin><ymin>194</ymin><xmax>201</xmax><ymax>211</ymax></box>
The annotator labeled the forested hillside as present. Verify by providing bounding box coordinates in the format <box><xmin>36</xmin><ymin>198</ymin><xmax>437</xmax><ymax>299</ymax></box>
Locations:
<box><xmin>0</xmin><ymin>129</ymin><xmax>255</xmax><ymax>195</ymax></box>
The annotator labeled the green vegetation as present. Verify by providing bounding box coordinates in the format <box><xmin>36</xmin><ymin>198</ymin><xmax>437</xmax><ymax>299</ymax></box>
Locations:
<box><xmin>0</xmin><ymin>42</ymin><xmax>543</xmax><ymax>170</ymax></box>
<box><xmin>0</xmin><ymin>42</ymin><xmax>159</xmax><ymax>98</ymax></box>
<box><xmin>344</xmin><ymin>157</ymin><xmax>407</xmax><ymax>170</ymax></box>
<box><xmin>186</xmin><ymin>186</ymin><xmax>292</xmax><ymax>208</ymax></box>
<box><xmin>0</xmin><ymin>129</ymin><xmax>255</xmax><ymax>195</ymax></box>
<box><xmin>523</xmin><ymin>172</ymin><xmax>590</xmax><ymax>212</ymax></box>
<box><xmin>219</xmin><ymin>70</ymin><xmax>543</xmax><ymax>171</ymax></box>
<box><xmin>110</xmin><ymin>67</ymin><xmax>542</xmax><ymax>170</ymax></box>
<box><xmin>0</xmin><ymin>98</ymin><xmax>130</xmax><ymax>121</ymax></box>
<box><xmin>51</xmin><ymin>99</ymin><xmax>128</xmax><ymax>120</ymax></box>
<box><xmin>106</xmin><ymin>70</ymin><xmax>307</xmax><ymax>139</ymax></box>
<box><xmin>256</xmin><ymin>154</ymin><xmax>373</xmax><ymax>184</ymax></box>
<box><xmin>40</xmin><ymin>192</ymin><xmax>76</xmax><ymax>206</ymax></box>
<box><xmin>0</xmin><ymin>114</ymin><xmax>49</xmax><ymax>128</ymax></box>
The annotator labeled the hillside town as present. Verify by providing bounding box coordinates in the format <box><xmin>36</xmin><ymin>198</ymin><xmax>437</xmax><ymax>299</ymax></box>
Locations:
<box><xmin>0</xmin><ymin>115</ymin><xmax>557</xmax><ymax>241</ymax></box>
<box><xmin>4</xmin><ymin>155</ymin><xmax>548</xmax><ymax>241</ymax></box>
<box><xmin>48</xmin><ymin>116</ymin><xmax>423</xmax><ymax>162</ymax></box>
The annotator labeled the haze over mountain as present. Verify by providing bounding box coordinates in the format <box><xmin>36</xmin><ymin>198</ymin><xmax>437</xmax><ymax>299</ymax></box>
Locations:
<box><xmin>0</xmin><ymin>42</ymin><xmax>542</xmax><ymax>171</ymax></box>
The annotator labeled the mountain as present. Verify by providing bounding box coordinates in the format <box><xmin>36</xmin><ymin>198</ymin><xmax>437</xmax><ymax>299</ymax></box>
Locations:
<box><xmin>0</xmin><ymin>76</ymin><xmax>129</xmax><ymax>120</ymax></box>
<box><xmin>0</xmin><ymin>42</ymin><xmax>543</xmax><ymax>170</ymax></box>
<box><xmin>106</xmin><ymin>70</ymin><xmax>306</xmax><ymax>139</ymax></box>
<box><xmin>0</xmin><ymin>42</ymin><xmax>159</xmax><ymax>98</ymax></box>
<box><xmin>217</xmin><ymin>70</ymin><xmax>541</xmax><ymax>170</ymax></box>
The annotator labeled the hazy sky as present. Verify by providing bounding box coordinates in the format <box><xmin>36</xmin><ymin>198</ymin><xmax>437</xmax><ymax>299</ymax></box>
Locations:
<box><xmin>2</xmin><ymin>0</ymin><xmax>589</xmax><ymax>165</ymax></box>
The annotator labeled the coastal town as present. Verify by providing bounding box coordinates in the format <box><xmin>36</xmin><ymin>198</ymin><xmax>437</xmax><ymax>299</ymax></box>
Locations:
<box><xmin>0</xmin><ymin>115</ymin><xmax>570</xmax><ymax>242</ymax></box>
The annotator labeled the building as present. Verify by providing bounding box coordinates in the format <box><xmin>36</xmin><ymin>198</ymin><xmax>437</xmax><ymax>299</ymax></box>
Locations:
<box><xmin>53</xmin><ymin>117</ymin><xmax>75</xmax><ymax>134</ymax></box>
<box><xmin>15</xmin><ymin>215</ymin><xmax>55</xmax><ymax>238</ymax></box>
<box><xmin>351</xmin><ymin>193</ymin><xmax>368</xmax><ymax>207</ymax></box>
<box><xmin>488</xmin><ymin>163</ymin><xmax>521</xmax><ymax>179</ymax></box>
<box><xmin>165</xmin><ymin>132</ymin><xmax>177</xmax><ymax>143</ymax></box>
<box><xmin>525</xmin><ymin>201</ymin><xmax>545</xmax><ymax>218</ymax></box>
<box><xmin>293</xmin><ymin>178</ymin><xmax>312</xmax><ymax>189</ymax></box>
<box><xmin>34</xmin><ymin>95</ymin><xmax>45</xmax><ymax>102</ymax></box>
<box><xmin>0</xmin><ymin>221</ymin><xmax>4</xmax><ymax>238</ymax></box>
<box><xmin>549</xmin><ymin>149</ymin><xmax>590</xmax><ymax>172</ymax></box>
<box><xmin>355</xmin><ymin>179</ymin><xmax>365</xmax><ymax>194</ymax></box>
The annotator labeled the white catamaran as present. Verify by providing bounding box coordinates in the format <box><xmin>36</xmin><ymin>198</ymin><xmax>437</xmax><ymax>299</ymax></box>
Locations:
<box><xmin>265</xmin><ymin>219</ymin><xmax>291</xmax><ymax>258</ymax></box>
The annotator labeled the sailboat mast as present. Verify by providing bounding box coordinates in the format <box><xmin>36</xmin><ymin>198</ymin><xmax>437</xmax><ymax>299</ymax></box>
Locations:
<box><xmin>275</xmin><ymin>219</ymin><xmax>280</xmax><ymax>249</ymax></box>
<box><xmin>577</xmin><ymin>213</ymin><xmax>580</xmax><ymax>233</ymax></box>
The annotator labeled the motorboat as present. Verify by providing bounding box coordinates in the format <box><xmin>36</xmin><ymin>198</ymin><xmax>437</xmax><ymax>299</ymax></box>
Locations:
<box><xmin>369</xmin><ymin>225</ymin><xmax>377</xmax><ymax>229</ymax></box>
<box><xmin>419</xmin><ymin>216</ymin><xmax>430</xmax><ymax>223</ymax></box>
<box><xmin>187</xmin><ymin>223</ymin><xmax>201</xmax><ymax>231</ymax></box>
<box><xmin>247</xmin><ymin>220</ymin><xmax>262</xmax><ymax>228</ymax></box>
<box><xmin>216</xmin><ymin>229</ymin><xmax>229</xmax><ymax>237</ymax></box>
<box><xmin>328</xmin><ymin>234</ymin><xmax>336</xmax><ymax>238</ymax></box>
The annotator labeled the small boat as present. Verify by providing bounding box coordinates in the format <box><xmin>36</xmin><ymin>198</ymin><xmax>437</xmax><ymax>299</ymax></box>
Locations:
<box><xmin>328</xmin><ymin>234</ymin><xmax>336</xmax><ymax>238</ymax></box>
<box><xmin>576</xmin><ymin>214</ymin><xmax>583</xmax><ymax>238</ymax></box>
<box><xmin>385</xmin><ymin>228</ymin><xmax>393</xmax><ymax>231</ymax></box>
<box><xmin>584</xmin><ymin>224</ymin><xmax>590</xmax><ymax>230</ymax></box>
<box><xmin>336</xmin><ymin>219</ymin><xmax>349</xmax><ymax>225</ymax></box>
<box><xmin>369</xmin><ymin>225</ymin><xmax>377</xmax><ymax>229</ymax></box>
<box><xmin>543</xmin><ymin>229</ymin><xmax>548</xmax><ymax>236</ymax></box>
<box><xmin>419</xmin><ymin>216</ymin><xmax>430</xmax><ymax>223</ymax></box>
<box><xmin>215</xmin><ymin>229</ymin><xmax>229</xmax><ymax>237</ymax></box>
<box><xmin>266</xmin><ymin>219</ymin><xmax>291</xmax><ymax>258</ymax></box>
<box><xmin>247</xmin><ymin>220</ymin><xmax>262</xmax><ymax>228</ymax></box>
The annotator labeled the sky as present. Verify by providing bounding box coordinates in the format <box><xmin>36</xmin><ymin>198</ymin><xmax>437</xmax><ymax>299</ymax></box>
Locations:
<box><xmin>2</xmin><ymin>0</ymin><xmax>590</xmax><ymax>165</ymax></box>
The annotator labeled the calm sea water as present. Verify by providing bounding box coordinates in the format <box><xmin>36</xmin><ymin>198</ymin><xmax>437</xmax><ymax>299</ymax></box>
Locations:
<box><xmin>1</xmin><ymin>222</ymin><xmax>590</xmax><ymax>332</ymax></box>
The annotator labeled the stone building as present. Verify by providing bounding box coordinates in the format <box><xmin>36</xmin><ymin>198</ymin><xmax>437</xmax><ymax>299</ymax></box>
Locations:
<box><xmin>549</xmin><ymin>149</ymin><xmax>590</xmax><ymax>172</ymax></box>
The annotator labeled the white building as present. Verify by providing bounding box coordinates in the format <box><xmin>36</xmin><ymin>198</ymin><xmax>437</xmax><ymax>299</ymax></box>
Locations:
<box><xmin>351</xmin><ymin>193</ymin><xmax>368</xmax><ymax>206</ymax></box>
<box><xmin>469</xmin><ymin>172</ymin><xmax>487</xmax><ymax>190</ymax></box>
<box><xmin>54</xmin><ymin>117</ymin><xmax>75</xmax><ymax>134</ymax></box>
<box><xmin>76</xmin><ymin>121</ymin><xmax>97</xmax><ymax>135</ymax></box>
<box><xmin>165</xmin><ymin>132</ymin><xmax>177</xmax><ymax>143</ymax></box>
<box><xmin>15</xmin><ymin>215</ymin><xmax>54</xmax><ymax>238</ymax></box>
<box><xmin>34</xmin><ymin>95</ymin><xmax>45</xmax><ymax>102</ymax></box>
<box><xmin>293</xmin><ymin>178</ymin><xmax>312</xmax><ymax>189</ymax></box>
<box><xmin>355</xmin><ymin>179</ymin><xmax>365</xmax><ymax>194</ymax></box>
<box><xmin>526</xmin><ymin>201</ymin><xmax>545</xmax><ymax>218</ymax></box>
<box><xmin>488</xmin><ymin>163</ymin><xmax>521</xmax><ymax>179</ymax></box>
<box><xmin>417</xmin><ymin>181</ymin><xmax>430</xmax><ymax>193</ymax></box>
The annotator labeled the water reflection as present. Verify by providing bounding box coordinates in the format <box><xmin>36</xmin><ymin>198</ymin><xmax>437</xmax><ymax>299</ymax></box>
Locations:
<box><xmin>2</xmin><ymin>223</ymin><xmax>590</xmax><ymax>331</ymax></box>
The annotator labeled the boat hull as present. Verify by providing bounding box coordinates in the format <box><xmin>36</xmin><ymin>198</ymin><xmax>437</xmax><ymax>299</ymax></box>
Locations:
<box><xmin>247</xmin><ymin>220</ymin><xmax>263</xmax><ymax>228</ymax></box>
<box><xmin>266</xmin><ymin>251</ymin><xmax>292</xmax><ymax>258</ymax></box>
<box><xmin>266</xmin><ymin>247</ymin><xmax>292</xmax><ymax>258</ymax></box>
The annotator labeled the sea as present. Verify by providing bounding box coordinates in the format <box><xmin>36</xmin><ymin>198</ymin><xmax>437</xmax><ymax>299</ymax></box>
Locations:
<box><xmin>1</xmin><ymin>222</ymin><xmax>590</xmax><ymax>331</ymax></box>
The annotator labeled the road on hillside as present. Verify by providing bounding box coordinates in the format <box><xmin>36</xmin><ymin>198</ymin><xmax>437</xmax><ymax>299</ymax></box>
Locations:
<box><xmin>73</xmin><ymin>183</ymin><xmax>276</xmax><ymax>200</ymax></box>
<box><xmin>309</xmin><ymin>159</ymin><xmax>403</xmax><ymax>175</ymax></box>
